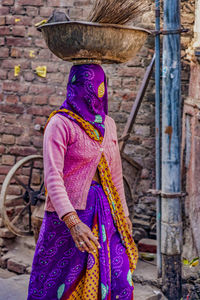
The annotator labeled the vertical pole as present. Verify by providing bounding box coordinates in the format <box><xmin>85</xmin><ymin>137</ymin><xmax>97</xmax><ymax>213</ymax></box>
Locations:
<box><xmin>155</xmin><ymin>0</ymin><xmax>162</xmax><ymax>278</ymax></box>
<box><xmin>161</xmin><ymin>0</ymin><xmax>182</xmax><ymax>299</ymax></box>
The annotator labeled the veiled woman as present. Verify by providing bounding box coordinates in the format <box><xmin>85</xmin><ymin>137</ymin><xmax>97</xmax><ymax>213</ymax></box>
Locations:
<box><xmin>27</xmin><ymin>63</ymin><xmax>138</xmax><ymax>300</ymax></box>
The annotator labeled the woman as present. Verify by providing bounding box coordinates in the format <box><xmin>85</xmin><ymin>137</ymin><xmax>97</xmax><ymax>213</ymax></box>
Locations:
<box><xmin>27</xmin><ymin>63</ymin><xmax>138</xmax><ymax>300</ymax></box>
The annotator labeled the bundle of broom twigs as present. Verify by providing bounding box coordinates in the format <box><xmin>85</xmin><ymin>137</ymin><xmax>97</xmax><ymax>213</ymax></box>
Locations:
<box><xmin>88</xmin><ymin>0</ymin><xmax>148</xmax><ymax>25</ymax></box>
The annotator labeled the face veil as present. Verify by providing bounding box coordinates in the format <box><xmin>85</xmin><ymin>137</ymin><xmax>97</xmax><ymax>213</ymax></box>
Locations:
<box><xmin>59</xmin><ymin>64</ymin><xmax>108</xmax><ymax>137</ymax></box>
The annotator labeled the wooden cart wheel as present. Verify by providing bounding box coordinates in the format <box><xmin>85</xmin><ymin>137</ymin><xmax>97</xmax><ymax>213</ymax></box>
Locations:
<box><xmin>0</xmin><ymin>155</ymin><xmax>45</xmax><ymax>237</ymax></box>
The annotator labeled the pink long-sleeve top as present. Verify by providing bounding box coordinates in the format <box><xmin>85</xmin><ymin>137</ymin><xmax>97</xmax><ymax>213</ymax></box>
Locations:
<box><xmin>43</xmin><ymin>113</ymin><xmax>129</xmax><ymax>221</ymax></box>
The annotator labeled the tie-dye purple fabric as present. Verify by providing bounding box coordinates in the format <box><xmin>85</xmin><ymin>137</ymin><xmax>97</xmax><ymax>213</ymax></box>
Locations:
<box><xmin>27</xmin><ymin>181</ymin><xmax>134</xmax><ymax>299</ymax></box>
<box><xmin>58</xmin><ymin>64</ymin><xmax>108</xmax><ymax>137</ymax></box>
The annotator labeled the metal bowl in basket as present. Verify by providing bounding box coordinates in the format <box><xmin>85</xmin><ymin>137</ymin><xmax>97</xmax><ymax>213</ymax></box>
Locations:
<box><xmin>37</xmin><ymin>21</ymin><xmax>151</xmax><ymax>64</ymax></box>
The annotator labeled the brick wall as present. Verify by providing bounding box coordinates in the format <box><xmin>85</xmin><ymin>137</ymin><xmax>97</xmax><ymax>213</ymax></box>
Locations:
<box><xmin>0</xmin><ymin>1</ymin><xmax>195</xmax><ymax>238</ymax></box>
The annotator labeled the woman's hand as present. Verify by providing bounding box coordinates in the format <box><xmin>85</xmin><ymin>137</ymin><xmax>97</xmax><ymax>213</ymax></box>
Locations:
<box><xmin>126</xmin><ymin>217</ymin><xmax>133</xmax><ymax>236</ymax></box>
<box><xmin>70</xmin><ymin>222</ymin><xmax>101</xmax><ymax>253</ymax></box>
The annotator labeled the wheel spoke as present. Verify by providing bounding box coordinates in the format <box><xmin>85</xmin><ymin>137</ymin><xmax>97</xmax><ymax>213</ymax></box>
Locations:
<box><xmin>10</xmin><ymin>202</ymin><xmax>31</xmax><ymax>225</ymax></box>
<box><xmin>39</xmin><ymin>181</ymin><xmax>44</xmax><ymax>193</ymax></box>
<box><xmin>14</xmin><ymin>175</ymin><xmax>29</xmax><ymax>191</ymax></box>
<box><xmin>7</xmin><ymin>195</ymin><xmax>23</xmax><ymax>201</ymax></box>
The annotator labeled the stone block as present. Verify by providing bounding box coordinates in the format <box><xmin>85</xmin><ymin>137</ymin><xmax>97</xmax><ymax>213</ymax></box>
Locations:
<box><xmin>0</xmin><ymin>238</ymin><xmax>5</xmax><ymax>247</ymax></box>
<box><xmin>0</xmin><ymin>228</ymin><xmax>15</xmax><ymax>239</ymax></box>
<box><xmin>7</xmin><ymin>258</ymin><xmax>27</xmax><ymax>274</ymax></box>
<box><xmin>133</xmin><ymin>218</ymin><xmax>150</xmax><ymax>230</ymax></box>
<box><xmin>0</xmin><ymin>253</ymin><xmax>14</xmax><ymax>269</ymax></box>
<box><xmin>138</xmin><ymin>238</ymin><xmax>157</xmax><ymax>254</ymax></box>
<box><xmin>0</xmin><ymin>218</ymin><xmax>4</xmax><ymax>228</ymax></box>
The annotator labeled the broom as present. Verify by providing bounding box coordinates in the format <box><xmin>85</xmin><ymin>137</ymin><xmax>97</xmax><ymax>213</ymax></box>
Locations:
<box><xmin>88</xmin><ymin>0</ymin><xmax>148</xmax><ymax>25</ymax></box>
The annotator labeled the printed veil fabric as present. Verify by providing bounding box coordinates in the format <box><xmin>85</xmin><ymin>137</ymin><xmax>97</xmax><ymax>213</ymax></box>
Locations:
<box><xmin>58</xmin><ymin>64</ymin><xmax>108</xmax><ymax>138</ymax></box>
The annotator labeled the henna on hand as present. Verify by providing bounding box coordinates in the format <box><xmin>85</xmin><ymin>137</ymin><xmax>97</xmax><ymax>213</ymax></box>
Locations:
<box><xmin>70</xmin><ymin>222</ymin><xmax>101</xmax><ymax>253</ymax></box>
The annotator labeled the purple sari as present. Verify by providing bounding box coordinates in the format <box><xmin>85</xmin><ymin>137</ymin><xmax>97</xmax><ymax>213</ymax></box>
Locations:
<box><xmin>27</xmin><ymin>181</ymin><xmax>134</xmax><ymax>299</ymax></box>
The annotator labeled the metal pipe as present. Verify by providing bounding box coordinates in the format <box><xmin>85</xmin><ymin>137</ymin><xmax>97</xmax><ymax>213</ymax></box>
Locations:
<box><xmin>155</xmin><ymin>0</ymin><xmax>162</xmax><ymax>279</ymax></box>
<box><xmin>161</xmin><ymin>0</ymin><xmax>182</xmax><ymax>298</ymax></box>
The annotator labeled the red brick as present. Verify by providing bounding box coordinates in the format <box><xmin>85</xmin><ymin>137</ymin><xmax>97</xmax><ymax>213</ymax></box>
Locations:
<box><xmin>118</xmin><ymin>67</ymin><xmax>145</xmax><ymax>78</ymax></box>
<box><xmin>10</xmin><ymin>5</ymin><xmax>26</xmax><ymax>15</ymax></box>
<box><xmin>0</xmin><ymin>37</ymin><xmax>5</xmax><ymax>45</ymax></box>
<box><xmin>34</xmin><ymin>116</ymin><xmax>47</xmax><ymax>125</ymax></box>
<box><xmin>120</xmin><ymin>101</ymin><xmax>133</xmax><ymax>112</ymax></box>
<box><xmin>47</xmin><ymin>0</ymin><xmax>61</xmax><ymax>6</ymax></box>
<box><xmin>20</xmin><ymin>95</ymin><xmax>33</xmax><ymax>104</ymax></box>
<box><xmin>0</xmin><ymin>145</ymin><xmax>5</xmax><ymax>154</ymax></box>
<box><xmin>0</xmin><ymin>165</ymin><xmax>11</xmax><ymax>175</ymax></box>
<box><xmin>24</xmin><ymin>71</ymin><xmax>35</xmax><ymax>82</ymax></box>
<box><xmin>57</xmin><ymin>63</ymin><xmax>70</xmax><ymax>74</ymax></box>
<box><xmin>38</xmin><ymin>49</ymin><xmax>51</xmax><ymax>59</ymax></box>
<box><xmin>27</xmin><ymin>26</ymin><xmax>40</xmax><ymax>37</ymax></box>
<box><xmin>12</xmin><ymin>26</ymin><xmax>26</xmax><ymax>37</ymax></box>
<box><xmin>0</xmin><ymin>7</ymin><xmax>9</xmax><ymax>15</ymax></box>
<box><xmin>2</xmin><ymin>59</ymin><xmax>31</xmax><ymax>69</ymax></box>
<box><xmin>10</xmin><ymin>146</ymin><xmax>37</xmax><ymax>156</ymax></box>
<box><xmin>49</xmin><ymin>96</ymin><xmax>63</xmax><ymax>106</ymax></box>
<box><xmin>74</xmin><ymin>0</ymin><xmax>91</xmax><ymax>6</ymax></box>
<box><xmin>34</xmin><ymin>96</ymin><xmax>48</xmax><ymax>105</ymax></box>
<box><xmin>122</xmin><ymin>78</ymin><xmax>137</xmax><ymax>89</ymax></box>
<box><xmin>0</xmin><ymin>125</ymin><xmax>23</xmax><ymax>136</ymax></box>
<box><xmin>34</xmin><ymin>38</ymin><xmax>47</xmax><ymax>48</ymax></box>
<box><xmin>26</xmin><ymin>6</ymin><xmax>39</xmax><ymax>16</ymax></box>
<box><xmin>27</xmin><ymin>106</ymin><xmax>52</xmax><ymax>117</ymax></box>
<box><xmin>29</xmin><ymin>84</ymin><xmax>55</xmax><ymax>95</ymax></box>
<box><xmin>48</xmin><ymin>73</ymin><xmax>64</xmax><ymax>83</ymax></box>
<box><xmin>0</xmin><ymin>16</ymin><xmax>6</xmax><ymax>25</ymax></box>
<box><xmin>0</xmin><ymin>69</ymin><xmax>7</xmax><ymax>80</ymax></box>
<box><xmin>3</xmin><ymin>81</ymin><xmax>29</xmax><ymax>93</ymax></box>
<box><xmin>2</xmin><ymin>155</ymin><xmax>15</xmax><ymax>165</ymax></box>
<box><xmin>2</xmin><ymin>0</ymin><xmax>14</xmax><ymax>5</ymax></box>
<box><xmin>18</xmin><ymin>0</ymin><xmax>43</xmax><ymax>5</ymax></box>
<box><xmin>40</xmin><ymin>7</ymin><xmax>53</xmax><ymax>17</ymax></box>
<box><xmin>42</xmin><ymin>106</ymin><xmax>53</xmax><ymax>116</ymax></box>
<box><xmin>6</xmin><ymin>37</ymin><xmax>32</xmax><ymax>47</ymax></box>
<box><xmin>6</xmin><ymin>16</ymin><xmax>32</xmax><ymax>26</ymax></box>
<box><xmin>0</xmin><ymin>176</ymin><xmax>6</xmax><ymax>184</ymax></box>
<box><xmin>2</xmin><ymin>134</ymin><xmax>15</xmax><ymax>145</ymax></box>
<box><xmin>0</xmin><ymin>26</ymin><xmax>11</xmax><ymax>35</ymax></box>
<box><xmin>32</xmin><ymin>136</ymin><xmax>43</xmax><ymax>148</ymax></box>
<box><xmin>68</xmin><ymin>7</ymin><xmax>83</xmax><ymax>19</ymax></box>
<box><xmin>6</xmin><ymin>95</ymin><xmax>19</xmax><ymax>104</ymax></box>
<box><xmin>31</xmin><ymin>61</ymin><xmax>56</xmax><ymax>73</ymax></box>
<box><xmin>0</xmin><ymin>47</ymin><xmax>9</xmax><ymax>58</ymax></box>
<box><xmin>8</xmin><ymin>70</ymin><xmax>19</xmax><ymax>81</ymax></box>
<box><xmin>56</xmin><ymin>87</ymin><xmax>66</xmax><ymax>96</ymax></box>
<box><xmin>16</xmin><ymin>136</ymin><xmax>31</xmax><ymax>146</ymax></box>
<box><xmin>0</xmin><ymin>104</ymin><xmax>24</xmax><ymax>114</ymax></box>
<box><xmin>27</xmin><ymin>106</ymin><xmax>43</xmax><ymax>116</ymax></box>
<box><xmin>3</xmin><ymin>114</ymin><xmax>17</xmax><ymax>124</ymax></box>
<box><xmin>11</xmin><ymin>47</ymin><xmax>23</xmax><ymax>58</ymax></box>
<box><xmin>24</xmin><ymin>49</ymin><xmax>37</xmax><ymax>59</ymax></box>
